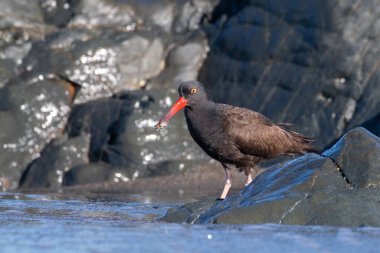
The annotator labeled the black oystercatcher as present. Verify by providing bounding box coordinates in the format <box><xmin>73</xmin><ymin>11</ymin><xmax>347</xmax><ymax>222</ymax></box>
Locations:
<box><xmin>155</xmin><ymin>81</ymin><xmax>315</xmax><ymax>199</ymax></box>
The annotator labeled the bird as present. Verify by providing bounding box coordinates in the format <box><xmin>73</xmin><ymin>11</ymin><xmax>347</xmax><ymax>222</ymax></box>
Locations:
<box><xmin>154</xmin><ymin>81</ymin><xmax>315</xmax><ymax>200</ymax></box>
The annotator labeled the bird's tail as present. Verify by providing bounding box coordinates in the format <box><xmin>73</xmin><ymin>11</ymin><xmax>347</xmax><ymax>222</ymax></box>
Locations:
<box><xmin>278</xmin><ymin>123</ymin><xmax>317</xmax><ymax>154</ymax></box>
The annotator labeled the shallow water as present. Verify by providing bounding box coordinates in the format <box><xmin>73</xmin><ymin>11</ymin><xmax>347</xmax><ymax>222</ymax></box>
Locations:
<box><xmin>0</xmin><ymin>192</ymin><xmax>379</xmax><ymax>253</ymax></box>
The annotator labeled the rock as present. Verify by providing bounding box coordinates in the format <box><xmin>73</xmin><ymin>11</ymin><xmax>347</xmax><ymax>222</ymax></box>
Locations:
<box><xmin>0</xmin><ymin>78</ymin><xmax>72</xmax><ymax>190</ymax></box>
<box><xmin>69</xmin><ymin>0</ymin><xmax>218</xmax><ymax>33</ymax></box>
<box><xmin>62</xmin><ymin>163</ymin><xmax>115</xmax><ymax>186</ymax></box>
<box><xmin>39</xmin><ymin>0</ymin><xmax>77</xmax><ymax>27</ymax></box>
<box><xmin>0</xmin><ymin>0</ymin><xmax>56</xmax><ymax>43</ymax></box>
<box><xmin>199</xmin><ymin>0</ymin><xmax>380</xmax><ymax>148</ymax></box>
<box><xmin>19</xmin><ymin>29</ymin><xmax>167</xmax><ymax>103</ymax></box>
<box><xmin>160</xmin><ymin>128</ymin><xmax>380</xmax><ymax>227</ymax></box>
<box><xmin>161</xmin><ymin>198</ymin><xmax>219</xmax><ymax>223</ymax></box>
<box><xmin>19</xmin><ymin>133</ymin><xmax>90</xmax><ymax>188</ymax></box>
<box><xmin>323</xmin><ymin>127</ymin><xmax>380</xmax><ymax>188</ymax></box>
<box><xmin>0</xmin><ymin>59</ymin><xmax>18</xmax><ymax>88</ymax></box>
<box><xmin>149</xmin><ymin>31</ymin><xmax>208</xmax><ymax>87</ymax></box>
<box><xmin>66</xmin><ymin>90</ymin><xmax>207</xmax><ymax>180</ymax></box>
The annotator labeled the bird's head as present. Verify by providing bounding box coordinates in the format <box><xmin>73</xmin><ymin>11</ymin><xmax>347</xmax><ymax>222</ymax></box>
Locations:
<box><xmin>178</xmin><ymin>80</ymin><xmax>208</xmax><ymax>106</ymax></box>
<box><xmin>154</xmin><ymin>80</ymin><xmax>209</xmax><ymax>129</ymax></box>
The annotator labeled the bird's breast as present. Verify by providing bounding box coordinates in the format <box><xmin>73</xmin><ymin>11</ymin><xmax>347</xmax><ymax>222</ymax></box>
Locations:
<box><xmin>184</xmin><ymin>109</ymin><xmax>227</xmax><ymax>160</ymax></box>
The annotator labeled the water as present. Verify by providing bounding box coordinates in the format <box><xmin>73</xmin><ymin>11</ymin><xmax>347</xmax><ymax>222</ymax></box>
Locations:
<box><xmin>0</xmin><ymin>192</ymin><xmax>379</xmax><ymax>253</ymax></box>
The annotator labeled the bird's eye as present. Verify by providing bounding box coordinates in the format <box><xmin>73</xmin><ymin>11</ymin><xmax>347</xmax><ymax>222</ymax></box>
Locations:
<box><xmin>190</xmin><ymin>88</ymin><xmax>197</xmax><ymax>94</ymax></box>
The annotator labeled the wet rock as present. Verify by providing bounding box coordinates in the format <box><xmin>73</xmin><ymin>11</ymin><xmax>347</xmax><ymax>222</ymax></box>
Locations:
<box><xmin>0</xmin><ymin>0</ymin><xmax>56</xmax><ymax>43</ymax></box>
<box><xmin>160</xmin><ymin>128</ymin><xmax>380</xmax><ymax>227</ymax></box>
<box><xmin>0</xmin><ymin>78</ymin><xmax>72</xmax><ymax>190</ymax></box>
<box><xmin>62</xmin><ymin>163</ymin><xmax>115</xmax><ymax>186</ymax></box>
<box><xmin>161</xmin><ymin>198</ymin><xmax>219</xmax><ymax>223</ymax></box>
<box><xmin>0</xmin><ymin>59</ymin><xmax>18</xmax><ymax>88</ymax></box>
<box><xmin>69</xmin><ymin>0</ymin><xmax>218</xmax><ymax>32</ymax></box>
<box><xmin>149</xmin><ymin>31</ymin><xmax>208</xmax><ymax>87</ymax></box>
<box><xmin>19</xmin><ymin>133</ymin><xmax>90</xmax><ymax>188</ymax></box>
<box><xmin>323</xmin><ymin>127</ymin><xmax>380</xmax><ymax>188</ymax></box>
<box><xmin>0</xmin><ymin>0</ymin><xmax>44</xmax><ymax>28</ymax></box>
<box><xmin>69</xmin><ymin>0</ymin><xmax>136</xmax><ymax>30</ymax></box>
<box><xmin>199</xmin><ymin>0</ymin><xmax>380</xmax><ymax>148</ymax></box>
<box><xmin>20</xmin><ymin>30</ymin><xmax>166</xmax><ymax>103</ymax></box>
<box><xmin>39</xmin><ymin>0</ymin><xmax>77</xmax><ymax>27</ymax></box>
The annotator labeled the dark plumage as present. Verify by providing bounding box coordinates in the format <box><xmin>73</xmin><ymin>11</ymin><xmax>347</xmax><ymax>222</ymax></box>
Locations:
<box><xmin>155</xmin><ymin>81</ymin><xmax>315</xmax><ymax>199</ymax></box>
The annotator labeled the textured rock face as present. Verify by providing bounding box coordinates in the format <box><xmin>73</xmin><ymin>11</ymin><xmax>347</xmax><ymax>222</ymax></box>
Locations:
<box><xmin>323</xmin><ymin>128</ymin><xmax>380</xmax><ymax>188</ymax></box>
<box><xmin>0</xmin><ymin>78</ymin><xmax>72</xmax><ymax>189</ymax></box>
<box><xmin>199</xmin><ymin>0</ymin><xmax>380</xmax><ymax>148</ymax></box>
<box><xmin>161</xmin><ymin>128</ymin><xmax>380</xmax><ymax>227</ymax></box>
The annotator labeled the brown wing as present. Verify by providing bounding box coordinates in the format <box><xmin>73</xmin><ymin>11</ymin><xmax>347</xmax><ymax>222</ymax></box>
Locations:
<box><xmin>217</xmin><ymin>104</ymin><xmax>294</xmax><ymax>158</ymax></box>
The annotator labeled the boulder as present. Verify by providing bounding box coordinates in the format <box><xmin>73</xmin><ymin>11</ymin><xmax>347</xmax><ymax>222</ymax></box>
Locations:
<box><xmin>20</xmin><ymin>29</ymin><xmax>167</xmax><ymax>103</ymax></box>
<box><xmin>0</xmin><ymin>78</ymin><xmax>72</xmax><ymax>190</ymax></box>
<box><xmin>19</xmin><ymin>134</ymin><xmax>90</xmax><ymax>188</ymax></box>
<box><xmin>0</xmin><ymin>0</ymin><xmax>56</xmax><ymax>43</ymax></box>
<box><xmin>69</xmin><ymin>0</ymin><xmax>218</xmax><ymax>33</ymax></box>
<box><xmin>199</xmin><ymin>0</ymin><xmax>380</xmax><ymax>148</ymax></box>
<box><xmin>323</xmin><ymin>127</ymin><xmax>380</xmax><ymax>188</ymax></box>
<box><xmin>160</xmin><ymin>128</ymin><xmax>380</xmax><ymax>227</ymax></box>
<box><xmin>39</xmin><ymin>0</ymin><xmax>77</xmax><ymax>28</ymax></box>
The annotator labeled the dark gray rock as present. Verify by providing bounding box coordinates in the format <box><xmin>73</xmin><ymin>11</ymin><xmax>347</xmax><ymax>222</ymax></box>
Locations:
<box><xmin>62</xmin><ymin>163</ymin><xmax>115</xmax><ymax>186</ymax></box>
<box><xmin>39</xmin><ymin>0</ymin><xmax>77</xmax><ymax>27</ymax></box>
<box><xmin>148</xmin><ymin>31</ymin><xmax>208</xmax><ymax>87</ymax></box>
<box><xmin>19</xmin><ymin>29</ymin><xmax>167</xmax><ymax>103</ymax></box>
<box><xmin>0</xmin><ymin>0</ymin><xmax>56</xmax><ymax>44</ymax></box>
<box><xmin>69</xmin><ymin>0</ymin><xmax>218</xmax><ymax>33</ymax></box>
<box><xmin>19</xmin><ymin>134</ymin><xmax>90</xmax><ymax>188</ymax></box>
<box><xmin>323</xmin><ymin>127</ymin><xmax>380</xmax><ymax>188</ymax></box>
<box><xmin>160</xmin><ymin>128</ymin><xmax>380</xmax><ymax>227</ymax></box>
<box><xmin>0</xmin><ymin>78</ymin><xmax>71</xmax><ymax>190</ymax></box>
<box><xmin>160</xmin><ymin>198</ymin><xmax>219</xmax><ymax>223</ymax></box>
<box><xmin>199</xmin><ymin>0</ymin><xmax>380</xmax><ymax>148</ymax></box>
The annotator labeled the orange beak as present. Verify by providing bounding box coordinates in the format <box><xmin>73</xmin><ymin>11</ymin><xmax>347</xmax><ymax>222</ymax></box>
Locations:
<box><xmin>154</xmin><ymin>97</ymin><xmax>188</xmax><ymax>129</ymax></box>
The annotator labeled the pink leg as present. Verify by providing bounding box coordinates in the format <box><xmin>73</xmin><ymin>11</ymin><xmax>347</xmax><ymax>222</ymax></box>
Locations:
<box><xmin>244</xmin><ymin>168</ymin><xmax>252</xmax><ymax>186</ymax></box>
<box><xmin>220</xmin><ymin>165</ymin><xmax>232</xmax><ymax>200</ymax></box>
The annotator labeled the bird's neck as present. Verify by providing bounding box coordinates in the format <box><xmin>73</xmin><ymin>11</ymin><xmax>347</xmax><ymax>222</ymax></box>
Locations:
<box><xmin>185</xmin><ymin>99</ymin><xmax>216</xmax><ymax>117</ymax></box>
<box><xmin>184</xmin><ymin>100</ymin><xmax>218</xmax><ymax>132</ymax></box>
